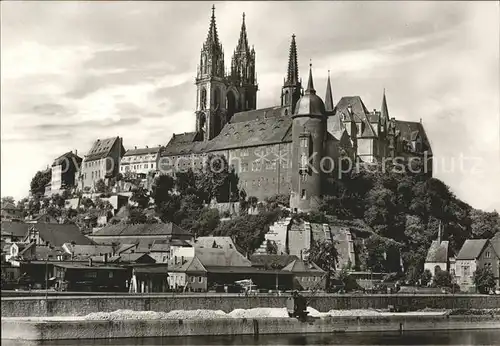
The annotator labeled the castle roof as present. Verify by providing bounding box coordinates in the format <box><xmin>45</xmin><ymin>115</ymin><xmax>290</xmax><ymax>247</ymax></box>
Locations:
<box><xmin>52</xmin><ymin>151</ymin><xmax>82</xmax><ymax>167</ymax></box>
<box><xmin>293</xmin><ymin>64</ymin><xmax>326</xmax><ymax>117</ymax></box>
<box><xmin>334</xmin><ymin>96</ymin><xmax>369</xmax><ymax>123</ymax></box>
<box><xmin>394</xmin><ymin>120</ymin><xmax>432</xmax><ymax>154</ymax></box>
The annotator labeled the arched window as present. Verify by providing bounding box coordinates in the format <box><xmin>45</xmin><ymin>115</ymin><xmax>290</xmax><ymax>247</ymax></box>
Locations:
<box><xmin>202</xmin><ymin>55</ymin><xmax>207</xmax><ymax>74</ymax></box>
<box><xmin>214</xmin><ymin>88</ymin><xmax>221</xmax><ymax>109</ymax></box>
<box><xmin>200</xmin><ymin>88</ymin><xmax>207</xmax><ymax>110</ymax></box>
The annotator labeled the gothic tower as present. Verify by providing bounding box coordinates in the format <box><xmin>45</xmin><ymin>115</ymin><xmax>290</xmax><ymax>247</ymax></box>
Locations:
<box><xmin>289</xmin><ymin>64</ymin><xmax>327</xmax><ymax>213</ymax></box>
<box><xmin>324</xmin><ymin>70</ymin><xmax>334</xmax><ymax>114</ymax></box>
<box><xmin>195</xmin><ymin>5</ymin><xmax>227</xmax><ymax>141</ymax></box>
<box><xmin>230</xmin><ymin>13</ymin><xmax>258</xmax><ymax>117</ymax></box>
<box><xmin>281</xmin><ymin>35</ymin><xmax>303</xmax><ymax>116</ymax></box>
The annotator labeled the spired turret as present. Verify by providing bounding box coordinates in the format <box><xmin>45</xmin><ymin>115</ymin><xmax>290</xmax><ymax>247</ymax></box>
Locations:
<box><xmin>289</xmin><ymin>63</ymin><xmax>327</xmax><ymax>213</ymax></box>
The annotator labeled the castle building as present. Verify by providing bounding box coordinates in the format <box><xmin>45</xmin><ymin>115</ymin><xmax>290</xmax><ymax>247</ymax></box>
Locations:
<box><xmin>161</xmin><ymin>6</ymin><xmax>433</xmax><ymax>213</ymax></box>
<box><xmin>79</xmin><ymin>137</ymin><xmax>125</xmax><ymax>192</ymax></box>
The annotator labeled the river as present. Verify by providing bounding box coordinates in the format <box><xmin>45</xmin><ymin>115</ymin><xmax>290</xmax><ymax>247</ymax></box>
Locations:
<box><xmin>4</xmin><ymin>330</ymin><xmax>500</xmax><ymax>346</ymax></box>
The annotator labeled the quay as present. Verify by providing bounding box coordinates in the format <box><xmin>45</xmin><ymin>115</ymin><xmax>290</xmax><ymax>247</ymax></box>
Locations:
<box><xmin>2</xmin><ymin>314</ymin><xmax>500</xmax><ymax>341</ymax></box>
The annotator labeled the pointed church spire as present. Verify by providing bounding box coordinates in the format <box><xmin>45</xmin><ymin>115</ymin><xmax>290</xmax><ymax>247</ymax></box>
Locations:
<box><xmin>325</xmin><ymin>70</ymin><xmax>334</xmax><ymax>112</ymax></box>
<box><xmin>236</xmin><ymin>12</ymin><xmax>249</xmax><ymax>53</ymax></box>
<box><xmin>381</xmin><ymin>88</ymin><xmax>389</xmax><ymax>124</ymax></box>
<box><xmin>286</xmin><ymin>34</ymin><xmax>299</xmax><ymax>85</ymax></box>
<box><xmin>205</xmin><ymin>4</ymin><xmax>220</xmax><ymax>48</ymax></box>
<box><xmin>305</xmin><ymin>60</ymin><xmax>316</xmax><ymax>95</ymax></box>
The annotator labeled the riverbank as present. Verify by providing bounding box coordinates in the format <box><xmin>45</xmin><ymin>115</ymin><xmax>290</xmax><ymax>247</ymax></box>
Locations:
<box><xmin>3</xmin><ymin>311</ymin><xmax>500</xmax><ymax>341</ymax></box>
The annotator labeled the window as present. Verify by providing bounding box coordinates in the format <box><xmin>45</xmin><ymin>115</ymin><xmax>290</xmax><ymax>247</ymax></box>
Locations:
<box><xmin>198</xmin><ymin>277</ymin><xmax>203</xmax><ymax>283</ymax></box>
<box><xmin>463</xmin><ymin>265</ymin><xmax>471</xmax><ymax>277</ymax></box>
<box><xmin>485</xmin><ymin>251</ymin><xmax>491</xmax><ymax>258</ymax></box>
<box><xmin>301</xmin><ymin>189</ymin><xmax>306</xmax><ymax>199</ymax></box>
<box><xmin>300</xmin><ymin>137</ymin><xmax>308</xmax><ymax>148</ymax></box>
<box><xmin>108</xmin><ymin>272</ymin><xmax>114</xmax><ymax>279</ymax></box>
<box><xmin>191</xmin><ymin>276</ymin><xmax>195</xmax><ymax>283</ymax></box>
<box><xmin>151</xmin><ymin>164</ymin><xmax>154</xmax><ymax>169</ymax></box>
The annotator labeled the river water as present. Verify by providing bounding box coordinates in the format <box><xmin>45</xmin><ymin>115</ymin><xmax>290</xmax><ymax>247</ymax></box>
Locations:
<box><xmin>4</xmin><ymin>330</ymin><xmax>500</xmax><ymax>345</ymax></box>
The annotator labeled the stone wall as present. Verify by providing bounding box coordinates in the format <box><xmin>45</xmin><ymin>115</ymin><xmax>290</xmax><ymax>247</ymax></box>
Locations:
<box><xmin>2</xmin><ymin>294</ymin><xmax>500</xmax><ymax>318</ymax></box>
<box><xmin>2</xmin><ymin>315</ymin><xmax>500</xmax><ymax>341</ymax></box>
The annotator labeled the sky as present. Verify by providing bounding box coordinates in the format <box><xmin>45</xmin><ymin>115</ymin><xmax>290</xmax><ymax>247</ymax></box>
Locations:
<box><xmin>1</xmin><ymin>1</ymin><xmax>499</xmax><ymax>211</ymax></box>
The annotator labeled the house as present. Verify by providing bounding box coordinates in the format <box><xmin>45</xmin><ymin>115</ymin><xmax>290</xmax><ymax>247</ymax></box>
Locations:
<box><xmin>79</xmin><ymin>136</ymin><xmax>125</xmax><ymax>192</ymax></box>
<box><xmin>1</xmin><ymin>202</ymin><xmax>24</xmax><ymax>221</ymax></box>
<box><xmin>50</xmin><ymin>151</ymin><xmax>82</xmax><ymax>195</ymax></box>
<box><xmin>282</xmin><ymin>258</ymin><xmax>326</xmax><ymax>291</ymax></box>
<box><xmin>250</xmin><ymin>254</ymin><xmax>299</xmax><ymax>270</ymax></box>
<box><xmin>455</xmin><ymin>239</ymin><xmax>500</xmax><ymax>292</ymax></box>
<box><xmin>148</xmin><ymin>239</ymin><xmax>192</xmax><ymax>264</ymax></box>
<box><xmin>23</xmin><ymin>223</ymin><xmax>93</xmax><ymax>247</ymax></box>
<box><xmin>424</xmin><ymin>225</ymin><xmax>454</xmax><ymax>277</ymax></box>
<box><xmin>119</xmin><ymin>146</ymin><xmax>162</xmax><ymax>190</ymax></box>
<box><xmin>53</xmin><ymin>263</ymin><xmax>130</xmax><ymax>292</ymax></box>
<box><xmin>90</xmin><ymin>222</ymin><xmax>193</xmax><ymax>247</ymax></box>
<box><xmin>1</xmin><ymin>222</ymin><xmax>30</xmax><ymax>242</ymax></box>
<box><xmin>168</xmin><ymin>247</ymin><xmax>294</xmax><ymax>292</ymax></box>
<box><xmin>61</xmin><ymin>243</ymin><xmax>115</xmax><ymax>258</ymax></box>
<box><xmin>129</xmin><ymin>264</ymin><xmax>169</xmax><ymax>293</ymax></box>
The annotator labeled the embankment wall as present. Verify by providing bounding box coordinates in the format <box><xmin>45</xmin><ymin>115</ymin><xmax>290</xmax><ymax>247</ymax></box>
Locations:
<box><xmin>2</xmin><ymin>294</ymin><xmax>500</xmax><ymax>317</ymax></box>
<box><xmin>2</xmin><ymin>315</ymin><xmax>500</xmax><ymax>341</ymax></box>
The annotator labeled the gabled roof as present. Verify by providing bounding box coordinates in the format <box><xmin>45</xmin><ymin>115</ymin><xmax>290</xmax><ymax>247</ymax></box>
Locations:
<box><xmin>334</xmin><ymin>96</ymin><xmax>369</xmax><ymax>123</ymax></box>
<box><xmin>208</xmin><ymin>116</ymin><xmax>292</xmax><ymax>151</ymax></box>
<box><xmin>194</xmin><ymin>247</ymin><xmax>251</xmax><ymax>267</ymax></box>
<box><xmin>194</xmin><ymin>236</ymin><xmax>236</xmax><ymax>250</ymax></box>
<box><xmin>1</xmin><ymin>222</ymin><xmax>30</xmax><ymax>238</ymax></box>
<box><xmin>63</xmin><ymin>244</ymin><xmax>114</xmax><ymax>256</ymax></box>
<box><xmin>425</xmin><ymin>240</ymin><xmax>449</xmax><ymax>263</ymax></box>
<box><xmin>282</xmin><ymin>259</ymin><xmax>324</xmax><ymax>273</ymax></box>
<box><xmin>85</xmin><ymin>137</ymin><xmax>122</xmax><ymax>162</ymax></box>
<box><xmin>250</xmin><ymin>254</ymin><xmax>298</xmax><ymax>269</ymax></box>
<box><xmin>456</xmin><ymin>239</ymin><xmax>489</xmax><ymax>260</ymax></box>
<box><xmin>231</xmin><ymin>106</ymin><xmax>287</xmax><ymax>123</ymax></box>
<box><xmin>169</xmin><ymin>256</ymin><xmax>207</xmax><ymax>273</ymax></box>
<box><xmin>167</xmin><ymin>132</ymin><xmax>199</xmax><ymax>146</ymax></box>
<box><xmin>52</xmin><ymin>151</ymin><xmax>82</xmax><ymax>167</ymax></box>
<box><xmin>123</xmin><ymin>146</ymin><xmax>161</xmax><ymax>157</ymax></box>
<box><xmin>93</xmin><ymin>223</ymin><xmax>189</xmax><ymax>237</ymax></box>
<box><xmin>394</xmin><ymin>120</ymin><xmax>432</xmax><ymax>154</ymax></box>
<box><xmin>490</xmin><ymin>233</ymin><xmax>500</xmax><ymax>258</ymax></box>
<box><xmin>27</xmin><ymin>223</ymin><xmax>92</xmax><ymax>247</ymax></box>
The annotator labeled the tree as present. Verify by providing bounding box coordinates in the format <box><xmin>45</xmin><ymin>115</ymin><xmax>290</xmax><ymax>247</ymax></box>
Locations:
<box><xmin>197</xmin><ymin>154</ymin><xmax>239</xmax><ymax>203</ymax></box>
<box><xmin>473</xmin><ymin>267</ymin><xmax>496</xmax><ymax>294</ymax></box>
<box><xmin>306</xmin><ymin>240</ymin><xmax>339</xmax><ymax>292</ymax></box>
<box><xmin>95</xmin><ymin>179</ymin><xmax>107</xmax><ymax>193</ymax></box>
<box><xmin>420</xmin><ymin>269</ymin><xmax>432</xmax><ymax>286</ymax></box>
<box><xmin>432</xmin><ymin>269</ymin><xmax>452</xmax><ymax>288</ymax></box>
<box><xmin>131</xmin><ymin>187</ymin><xmax>150</xmax><ymax>209</ymax></box>
<box><xmin>80</xmin><ymin>197</ymin><xmax>95</xmax><ymax>210</ymax></box>
<box><xmin>30</xmin><ymin>169</ymin><xmax>51</xmax><ymax>195</ymax></box>
<box><xmin>95</xmin><ymin>198</ymin><xmax>113</xmax><ymax>211</ymax></box>
<box><xmin>1</xmin><ymin>196</ymin><xmax>15</xmax><ymax>205</ymax></box>
<box><xmin>128</xmin><ymin>208</ymin><xmax>147</xmax><ymax>224</ymax></box>
<box><xmin>266</xmin><ymin>240</ymin><xmax>278</xmax><ymax>255</ymax></box>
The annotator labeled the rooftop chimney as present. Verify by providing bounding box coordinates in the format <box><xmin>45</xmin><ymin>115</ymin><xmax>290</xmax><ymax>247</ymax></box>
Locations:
<box><xmin>75</xmin><ymin>149</ymin><xmax>78</xmax><ymax>156</ymax></box>
<box><xmin>146</xmin><ymin>145</ymin><xmax>148</xmax><ymax>148</ymax></box>
<box><xmin>134</xmin><ymin>146</ymin><xmax>137</xmax><ymax>149</ymax></box>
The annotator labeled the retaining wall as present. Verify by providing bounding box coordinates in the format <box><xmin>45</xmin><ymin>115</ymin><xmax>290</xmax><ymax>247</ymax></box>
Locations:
<box><xmin>2</xmin><ymin>294</ymin><xmax>500</xmax><ymax>317</ymax></box>
<box><xmin>2</xmin><ymin>315</ymin><xmax>500</xmax><ymax>341</ymax></box>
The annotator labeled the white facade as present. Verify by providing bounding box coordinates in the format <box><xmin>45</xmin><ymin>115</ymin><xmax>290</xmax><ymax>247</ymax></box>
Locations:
<box><xmin>455</xmin><ymin>259</ymin><xmax>477</xmax><ymax>291</ymax></box>
<box><xmin>120</xmin><ymin>147</ymin><xmax>161</xmax><ymax>175</ymax></box>
<box><xmin>51</xmin><ymin>165</ymin><xmax>63</xmax><ymax>192</ymax></box>
<box><xmin>170</xmin><ymin>246</ymin><xmax>195</xmax><ymax>266</ymax></box>
<box><xmin>424</xmin><ymin>261</ymin><xmax>448</xmax><ymax>276</ymax></box>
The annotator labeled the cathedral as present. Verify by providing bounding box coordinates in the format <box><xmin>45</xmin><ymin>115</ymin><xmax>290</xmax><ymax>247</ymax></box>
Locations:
<box><xmin>161</xmin><ymin>6</ymin><xmax>433</xmax><ymax>213</ymax></box>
